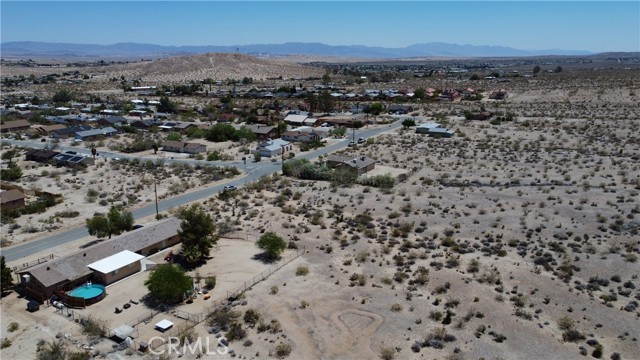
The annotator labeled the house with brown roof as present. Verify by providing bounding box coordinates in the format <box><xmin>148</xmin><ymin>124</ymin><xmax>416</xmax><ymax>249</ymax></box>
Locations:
<box><xmin>326</xmin><ymin>154</ymin><xmax>376</xmax><ymax>176</ymax></box>
<box><xmin>18</xmin><ymin>217</ymin><xmax>181</xmax><ymax>302</ymax></box>
<box><xmin>162</xmin><ymin>141</ymin><xmax>207</xmax><ymax>154</ymax></box>
<box><xmin>244</xmin><ymin>124</ymin><xmax>277</xmax><ymax>140</ymax></box>
<box><xmin>0</xmin><ymin>119</ymin><xmax>31</xmax><ymax>133</ymax></box>
<box><xmin>25</xmin><ymin>148</ymin><xmax>59</xmax><ymax>163</ymax></box>
<box><xmin>0</xmin><ymin>189</ymin><xmax>26</xmax><ymax>210</ymax></box>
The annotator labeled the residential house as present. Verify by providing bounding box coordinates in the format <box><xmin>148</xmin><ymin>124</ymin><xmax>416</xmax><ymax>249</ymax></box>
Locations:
<box><xmin>282</xmin><ymin>127</ymin><xmax>328</xmax><ymax>142</ymax></box>
<box><xmin>74</xmin><ymin>127</ymin><xmax>118</xmax><ymax>141</ymax></box>
<box><xmin>51</xmin><ymin>125</ymin><xmax>93</xmax><ymax>139</ymax></box>
<box><xmin>427</xmin><ymin>128</ymin><xmax>455</xmax><ymax>138</ymax></box>
<box><xmin>173</xmin><ymin>122</ymin><xmax>199</xmax><ymax>134</ymax></box>
<box><xmin>161</xmin><ymin>141</ymin><xmax>207</xmax><ymax>154</ymax></box>
<box><xmin>0</xmin><ymin>119</ymin><xmax>31</xmax><ymax>133</ymax></box>
<box><xmin>53</xmin><ymin>153</ymin><xmax>95</xmax><ymax>167</ymax></box>
<box><xmin>415</xmin><ymin>123</ymin><xmax>443</xmax><ymax>134</ymax></box>
<box><xmin>243</xmin><ymin>124</ymin><xmax>278</xmax><ymax>140</ymax></box>
<box><xmin>97</xmin><ymin>116</ymin><xmax>127</xmax><ymax>128</ymax></box>
<box><xmin>254</xmin><ymin>139</ymin><xmax>292</xmax><ymax>158</ymax></box>
<box><xmin>387</xmin><ymin>105</ymin><xmax>414</xmax><ymax>115</ymax></box>
<box><xmin>31</xmin><ymin>124</ymin><xmax>66</xmax><ymax>137</ymax></box>
<box><xmin>0</xmin><ymin>189</ymin><xmax>26</xmax><ymax>210</ymax></box>
<box><xmin>326</xmin><ymin>154</ymin><xmax>376</xmax><ymax>176</ymax></box>
<box><xmin>25</xmin><ymin>149</ymin><xmax>59</xmax><ymax>163</ymax></box>
<box><xmin>18</xmin><ymin>217</ymin><xmax>181</xmax><ymax>301</ymax></box>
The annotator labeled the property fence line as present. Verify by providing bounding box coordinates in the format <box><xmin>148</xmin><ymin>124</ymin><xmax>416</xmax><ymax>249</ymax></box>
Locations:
<box><xmin>53</xmin><ymin>246</ymin><xmax>305</xmax><ymax>354</ymax></box>
<box><xmin>150</xmin><ymin>246</ymin><xmax>306</xmax><ymax>352</ymax></box>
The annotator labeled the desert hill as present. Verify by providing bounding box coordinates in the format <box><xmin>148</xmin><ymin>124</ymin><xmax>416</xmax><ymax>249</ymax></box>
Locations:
<box><xmin>102</xmin><ymin>52</ymin><xmax>325</xmax><ymax>83</ymax></box>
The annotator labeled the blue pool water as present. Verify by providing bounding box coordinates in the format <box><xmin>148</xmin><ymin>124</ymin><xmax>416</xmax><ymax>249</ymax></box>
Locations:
<box><xmin>69</xmin><ymin>284</ymin><xmax>105</xmax><ymax>299</ymax></box>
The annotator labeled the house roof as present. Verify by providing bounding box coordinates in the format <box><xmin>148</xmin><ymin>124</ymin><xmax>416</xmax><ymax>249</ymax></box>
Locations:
<box><xmin>75</xmin><ymin>127</ymin><xmax>117</xmax><ymax>138</ymax></box>
<box><xmin>417</xmin><ymin>122</ymin><xmax>442</xmax><ymax>129</ymax></box>
<box><xmin>21</xmin><ymin>217</ymin><xmax>181</xmax><ymax>288</ymax></box>
<box><xmin>284</xmin><ymin>114</ymin><xmax>308</xmax><ymax>123</ymax></box>
<box><xmin>327</xmin><ymin>154</ymin><xmax>376</xmax><ymax>169</ymax></box>
<box><xmin>257</xmin><ymin>138</ymin><xmax>291</xmax><ymax>151</ymax></box>
<box><xmin>87</xmin><ymin>250</ymin><xmax>145</xmax><ymax>274</ymax></box>
<box><xmin>1</xmin><ymin>119</ymin><xmax>30</xmax><ymax>130</ymax></box>
<box><xmin>184</xmin><ymin>142</ymin><xmax>205</xmax><ymax>149</ymax></box>
<box><xmin>244</xmin><ymin>124</ymin><xmax>275</xmax><ymax>135</ymax></box>
<box><xmin>0</xmin><ymin>189</ymin><xmax>25</xmax><ymax>204</ymax></box>
<box><xmin>162</xmin><ymin>140</ymin><xmax>184</xmax><ymax>148</ymax></box>
<box><xmin>25</xmin><ymin>148</ymin><xmax>59</xmax><ymax>159</ymax></box>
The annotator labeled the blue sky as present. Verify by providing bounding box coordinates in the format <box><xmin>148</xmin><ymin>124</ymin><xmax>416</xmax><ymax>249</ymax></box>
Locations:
<box><xmin>1</xmin><ymin>1</ymin><xmax>639</xmax><ymax>52</ymax></box>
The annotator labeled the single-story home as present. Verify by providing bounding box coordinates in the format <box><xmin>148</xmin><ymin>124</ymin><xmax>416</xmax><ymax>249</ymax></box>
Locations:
<box><xmin>0</xmin><ymin>189</ymin><xmax>26</xmax><ymax>210</ymax></box>
<box><xmin>415</xmin><ymin>123</ymin><xmax>442</xmax><ymax>134</ymax></box>
<box><xmin>254</xmin><ymin>138</ymin><xmax>292</xmax><ymax>158</ymax></box>
<box><xmin>25</xmin><ymin>149</ymin><xmax>59</xmax><ymax>163</ymax></box>
<box><xmin>0</xmin><ymin>119</ymin><xmax>31</xmax><ymax>133</ymax></box>
<box><xmin>51</xmin><ymin>125</ymin><xmax>93</xmax><ymax>139</ymax></box>
<box><xmin>18</xmin><ymin>217</ymin><xmax>181</xmax><ymax>302</ymax></box>
<box><xmin>243</xmin><ymin>124</ymin><xmax>278</xmax><ymax>140</ymax></box>
<box><xmin>326</xmin><ymin>154</ymin><xmax>376</xmax><ymax>176</ymax></box>
<box><xmin>489</xmin><ymin>89</ymin><xmax>508</xmax><ymax>100</ymax></box>
<box><xmin>282</xmin><ymin>129</ymin><xmax>323</xmax><ymax>143</ymax></box>
<box><xmin>53</xmin><ymin>153</ymin><xmax>95</xmax><ymax>167</ymax></box>
<box><xmin>162</xmin><ymin>141</ymin><xmax>207</xmax><ymax>154</ymax></box>
<box><xmin>74</xmin><ymin>127</ymin><xmax>118</xmax><ymax>141</ymax></box>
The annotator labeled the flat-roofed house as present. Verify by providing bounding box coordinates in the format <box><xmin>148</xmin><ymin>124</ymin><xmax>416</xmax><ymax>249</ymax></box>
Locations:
<box><xmin>25</xmin><ymin>148</ymin><xmax>59</xmax><ymax>163</ymax></box>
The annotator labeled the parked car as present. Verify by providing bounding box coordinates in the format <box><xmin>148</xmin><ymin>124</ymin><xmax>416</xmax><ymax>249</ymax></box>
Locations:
<box><xmin>357</xmin><ymin>137</ymin><xmax>366</xmax><ymax>144</ymax></box>
<box><xmin>348</xmin><ymin>141</ymin><xmax>355</xmax><ymax>147</ymax></box>
<box><xmin>223</xmin><ymin>185</ymin><xmax>237</xmax><ymax>191</ymax></box>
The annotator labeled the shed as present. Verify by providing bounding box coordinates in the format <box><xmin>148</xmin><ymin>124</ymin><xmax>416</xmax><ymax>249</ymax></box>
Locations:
<box><xmin>87</xmin><ymin>250</ymin><xmax>145</xmax><ymax>285</ymax></box>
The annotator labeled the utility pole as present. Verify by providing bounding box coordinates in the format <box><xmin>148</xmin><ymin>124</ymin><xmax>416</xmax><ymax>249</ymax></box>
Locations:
<box><xmin>154</xmin><ymin>179</ymin><xmax>159</xmax><ymax>219</ymax></box>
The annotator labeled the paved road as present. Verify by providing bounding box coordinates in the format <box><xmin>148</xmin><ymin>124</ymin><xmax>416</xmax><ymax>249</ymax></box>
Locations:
<box><xmin>1</xmin><ymin>117</ymin><xmax>409</xmax><ymax>262</ymax></box>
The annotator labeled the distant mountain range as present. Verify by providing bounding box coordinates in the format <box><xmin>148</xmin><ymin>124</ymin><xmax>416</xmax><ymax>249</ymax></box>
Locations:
<box><xmin>0</xmin><ymin>41</ymin><xmax>594</xmax><ymax>59</ymax></box>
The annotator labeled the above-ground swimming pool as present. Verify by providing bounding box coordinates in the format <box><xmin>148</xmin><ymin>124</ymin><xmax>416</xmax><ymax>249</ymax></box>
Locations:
<box><xmin>68</xmin><ymin>283</ymin><xmax>106</xmax><ymax>304</ymax></box>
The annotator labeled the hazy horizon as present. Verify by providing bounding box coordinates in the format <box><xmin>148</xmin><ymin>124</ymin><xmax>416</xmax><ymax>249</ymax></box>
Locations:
<box><xmin>1</xmin><ymin>1</ymin><xmax>639</xmax><ymax>53</ymax></box>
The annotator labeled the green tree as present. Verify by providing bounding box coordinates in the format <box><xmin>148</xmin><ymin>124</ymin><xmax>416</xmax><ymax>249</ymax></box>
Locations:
<box><xmin>401</xmin><ymin>118</ymin><xmax>416</xmax><ymax>127</ymax></box>
<box><xmin>322</xmin><ymin>72</ymin><xmax>332</xmax><ymax>85</ymax></box>
<box><xmin>52</xmin><ymin>89</ymin><xmax>72</xmax><ymax>104</ymax></box>
<box><xmin>330</xmin><ymin>127</ymin><xmax>347</xmax><ymax>137</ymax></box>
<box><xmin>90</xmin><ymin>145</ymin><xmax>97</xmax><ymax>158</ymax></box>
<box><xmin>364</xmin><ymin>103</ymin><xmax>385</xmax><ymax>115</ymax></box>
<box><xmin>1</xmin><ymin>149</ymin><xmax>19</xmax><ymax>165</ymax></box>
<box><xmin>413</xmin><ymin>88</ymin><xmax>427</xmax><ymax>100</ymax></box>
<box><xmin>1</xmin><ymin>256</ymin><xmax>14</xmax><ymax>294</ymax></box>
<box><xmin>152</xmin><ymin>143</ymin><xmax>159</xmax><ymax>154</ymax></box>
<box><xmin>107</xmin><ymin>207</ymin><xmax>134</xmax><ymax>236</ymax></box>
<box><xmin>85</xmin><ymin>215</ymin><xmax>111</xmax><ymax>238</ymax></box>
<box><xmin>178</xmin><ymin>204</ymin><xmax>217</xmax><ymax>264</ymax></box>
<box><xmin>157</xmin><ymin>96</ymin><xmax>178</xmax><ymax>113</ymax></box>
<box><xmin>85</xmin><ymin>207</ymin><xmax>134</xmax><ymax>239</ymax></box>
<box><xmin>318</xmin><ymin>90</ymin><xmax>335</xmax><ymax>113</ymax></box>
<box><xmin>0</xmin><ymin>164</ymin><xmax>22</xmax><ymax>181</ymax></box>
<box><xmin>166</xmin><ymin>132</ymin><xmax>182</xmax><ymax>141</ymax></box>
<box><xmin>145</xmin><ymin>264</ymin><xmax>192</xmax><ymax>303</ymax></box>
<box><xmin>555</xmin><ymin>66</ymin><xmax>563</xmax><ymax>73</ymax></box>
<box><xmin>533</xmin><ymin>65</ymin><xmax>541</xmax><ymax>75</ymax></box>
<box><xmin>256</xmin><ymin>232</ymin><xmax>286</xmax><ymax>260</ymax></box>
